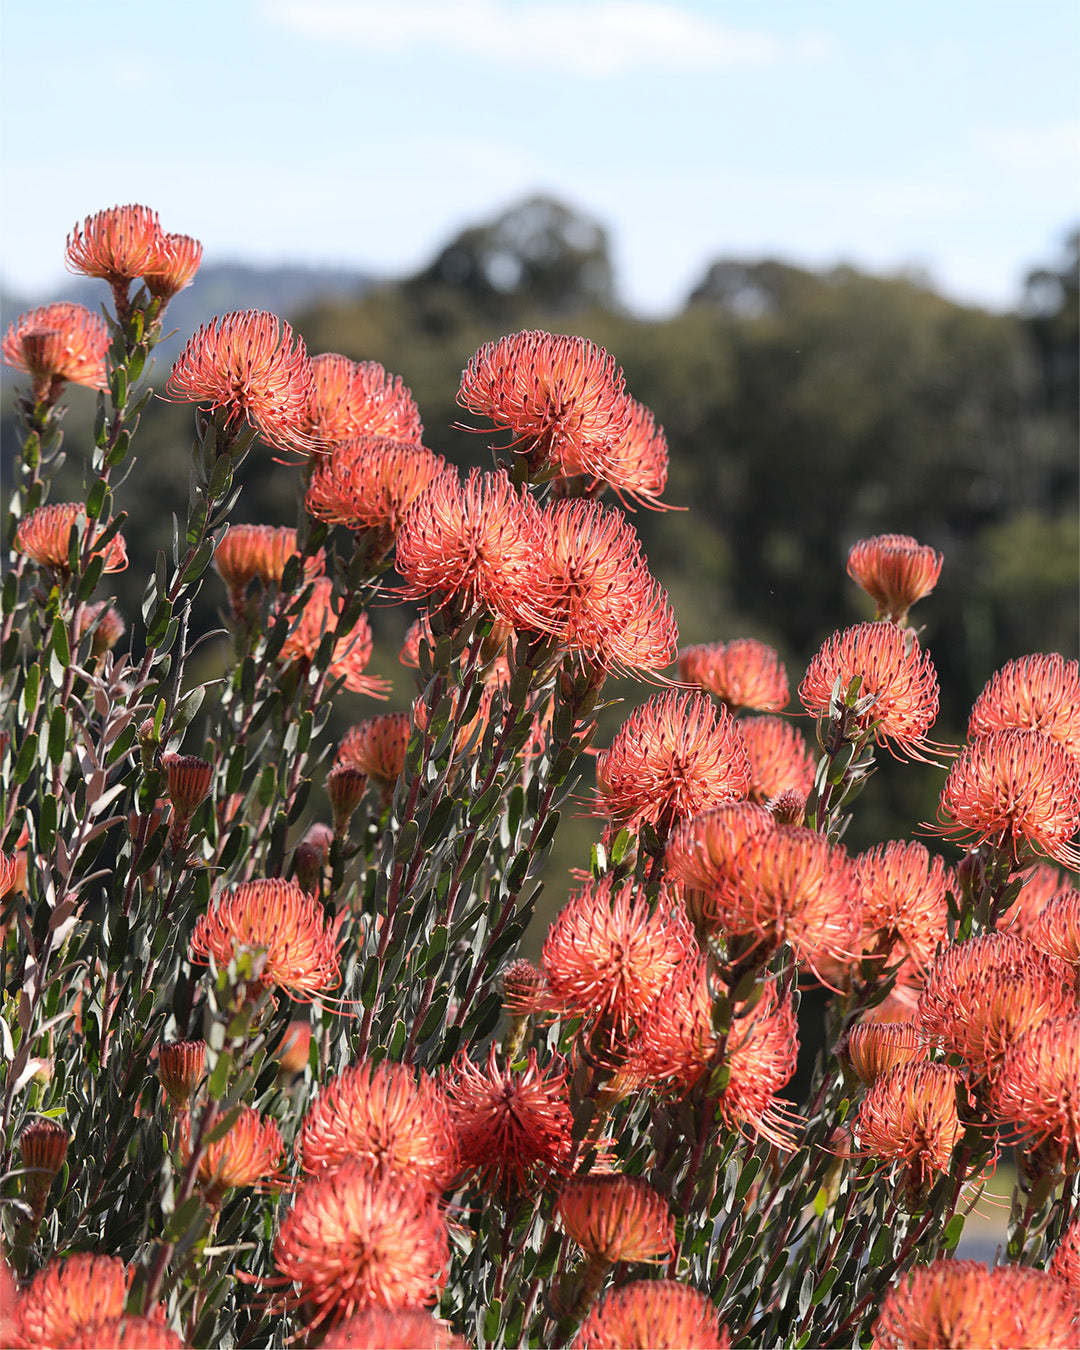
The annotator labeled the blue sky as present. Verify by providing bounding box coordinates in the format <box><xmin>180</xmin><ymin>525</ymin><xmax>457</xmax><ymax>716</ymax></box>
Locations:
<box><xmin>2</xmin><ymin>0</ymin><xmax>1077</xmax><ymax>314</ymax></box>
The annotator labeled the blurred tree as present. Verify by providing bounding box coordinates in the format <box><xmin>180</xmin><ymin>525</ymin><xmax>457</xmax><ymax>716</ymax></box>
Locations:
<box><xmin>1021</xmin><ymin>227</ymin><xmax>1079</xmax><ymax>424</ymax></box>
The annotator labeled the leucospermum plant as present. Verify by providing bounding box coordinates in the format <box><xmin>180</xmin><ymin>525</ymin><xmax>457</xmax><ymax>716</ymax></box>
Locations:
<box><xmin>1</xmin><ymin>205</ymin><xmax>1077</xmax><ymax>1350</ymax></box>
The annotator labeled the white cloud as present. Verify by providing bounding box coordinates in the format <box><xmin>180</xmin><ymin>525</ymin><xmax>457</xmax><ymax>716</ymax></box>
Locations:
<box><xmin>973</xmin><ymin>121</ymin><xmax>1080</xmax><ymax>170</ymax></box>
<box><xmin>259</xmin><ymin>0</ymin><xmax>832</xmax><ymax>77</ymax></box>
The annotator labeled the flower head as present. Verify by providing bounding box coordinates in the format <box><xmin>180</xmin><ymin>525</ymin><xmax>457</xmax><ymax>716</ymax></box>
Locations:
<box><xmin>845</xmin><ymin>1021</ymin><xmax>927</xmax><ymax>1086</ymax></box>
<box><xmin>162</xmin><ymin>751</ymin><xmax>213</xmax><ymax>819</ymax></box>
<box><xmin>273</xmin><ymin>1159</ymin><xmax>449</xmax><ymax>1329</ymax></box>
<box><xmin>595</xmin><ymin>691</ymin><xmax>751</xmax><ymax>837</ymax></box>
<box><xmin>679</xmin><ymin>638</ymin><xmax>789</xmax><ymax>712</ymax></box>
<box><xmin>443</xmin><ymin>1046</ymin><xmax>573</xmax><ymax>1194</ymax></box>
<box><xmin>335</xmin><ymin>714</ymin><xmax>412</xmax><ymax>791</ymax></box>
<box><xmin>189</xmin><ymin>878</ymin><xmax>341</xmax><ymax>1001</ymax></box>
<box><xmin>214</xmin><ymin>523</ymin><xmax>322</xmax><ymax>600</ymax></box>
<box><xmin>13</xmin><ymin>1253</ymin><xmax>132</xmax><ymax>1349</ymax></box>
<box><xmin>871</xmin><ymin>1259</ymin><xmax>1078</xmax><ymax>1349</ymax></box>
<box><xmin>76</xmin><ymin>602</ymin><xmax>126</xmax><ymax>655</ymax></box>
<box><xmin>298</xmin><ymin>1059</ymin><xmax>458</xmax><ymax>1192</ymax></box>
<box><xmin>158</xmin><ymin>1039</ymin><xmax>206</xmax><ymax>1109</ymax></box>
<box><xmin>988</xmin><ymin>1013</ymin><xmax>1080</xmax><ymax>1167</ymax></box>
<box><xmin>166</xmin><ymin>310</ymin><xmax>317</xmax><ymax>454</ymax></box>
<box><xmin>142</xmin><ymin>232</ymin><xmax>203</xmax><ymax>300</ymax></box>
<box><xmin>556</xmin><ymin>1173</ymin><xmax>675</xmax><ymax>1264</ymax></box>
<box><xmin>800</xmin><ymin>622</ymin><xmax>940</xmax><ymax>760</ymax></box>
<box><xmin>3</xmin><ymin>303</ymin><xmax>109</xmax><ymax>399</ymax></box>
<box><xmin>275</xmin><ymin>577</ymin><xmax>386</xmax><ymax>697</ymax></box>
<box><xmin>968</xmin><ymin>653</ymin><xmax>1080</xmax><ymax>758</ymax></box>
<box><xmin>854</xmin><ymin>840</ymin><xmax>951</xmax><ymax>972</ymax></box>
<box><xmin>19</xmin><ymin>1118</ymin><xmax>70</xmax><ymax>1183</ymax></box>
<box><xmin>1049</xmin><ymin>1220</ymin><xmax>1080</xmax><ymax>1291</ymax></box>
<box><xmin>330</xmin><ymin>1308</ymin><xmax>467</xmax><ymax>1349</ymax></box>
<box><xmin>181</xmin><ymin>1105</ymin><xmax>285</xmax><ymax>1206</ymax></box>
<box><xmin>571</xmin><ymin>396</ymin><xmax>669</xmax><ymax>508</ymax></box>
<box><xmin>739</xmin><ymin>716</ymin><xmax>816</xmax><ymax>803</ymax></box>
<box><xmin>15</xmin><ymin>502</ymin><xmax>128</xmax><ymax>575</ymax></box>
<box><xmin>62</xmin><ymin>1317</ymin><xmax>186</xmax><ymax>1349</ymax></box>
<box><xmin>576</xmin><ymin>1279</ymin><xmax>731</xmax><ymax>1350</ymax></box>
<box><xmin>65</xmin><ymin>204</ymin><xmax>163</xmax><ymax>284</ymax></box>
<box><xmin>846</xmin><ymin>533</ymin><xmax>943</xmax><ymax>622</ymax></box>
<box><xmin>665</xmin><ymin>802</ymin><xmax>776</xmax><ymax>895</ymax></box>
<box><xmin>306</xmin><ymin>436</ymin><xmax>449</xmax><ymax>540</ymax></box>
<box><xmin>855</xmin><ymin>1062</ymin><xmax>964</xmax><ymax>1184</ymax></box>
<box><xmin>306</xmin><ymin>353</ymin><xmax>423</xmax><ymax>445</ymax></box>
<box><xmin>1028</xmin><ymin>889</ymin><xmax>1080</xmax><ymax>966</ymax></box>
<box><xmin>936</xmin><ymin>729</ymin><xmax>1080</xmax><ymax>868</ymax></box>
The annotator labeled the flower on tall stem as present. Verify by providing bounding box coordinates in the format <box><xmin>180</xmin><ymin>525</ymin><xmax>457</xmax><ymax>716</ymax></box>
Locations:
<box><xmin>3</xmin><ymin>303</ymin><xmax>109</xmax><ymax>402</ymax></box>
<box><xmin>14</xmin><ymin>502</ymin><xmax>128</xmax><ymax>575</ymax></box>
<box><xmin>799</xmin><ymin>622</ymin><xmax>941</xmax><ymax>761</ymax></box>
<box><xmin>166</xmin><ymin>310</ymin><xmax>318</xmax><ymax>455</ymax></box>
<box><xmin>967</xmin><ymin>653</ymin><xmax>1080</xmax><ymax>758</ymax></box>
<box><xmin>988</xmin><ymin>1013</ymin><xmax>1080</xmax><ymax>1169</ymax></box>
<box><xmin>845</xmin><ymin>1021</ymin><xmax>927</xmax><ymax>1086</ymax></box>
<box><xmin>678</xmin><ymin>638</ymin><xmax>789</xmax><ymax>712</ymax></box>
<box><xmin>65</xmin><ymin>203</ymin><xmax>163</xmax><ymax>315</ymax></box>
<box><xmin>846</xmin><ymin>533</ymin><xmax>943</xmax><ymax>623</ymax></box>
<box><xmin>305</xmin><ymin>435</ymin><xmax>449</xmax><ymax>538</ymax></box>
<box><xmin>576</xmin><ymin>1279</ymin><xmax>731</xmax><ymax>1350</ymax></box>
<box><xmin>306</xmin><ymin>353</ymin><xmax>423</xmax><ymax>445</ymax></box>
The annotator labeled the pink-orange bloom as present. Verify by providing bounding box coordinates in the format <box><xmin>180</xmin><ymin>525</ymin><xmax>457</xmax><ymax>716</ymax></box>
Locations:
<box><xmin>142</xmin><ymin>231</ymin><xmax>203</xmax><ymax>300</ymax></box>
<box><xmin>855</xmin><ymin>1062</ymin><xmax>964</xmax><ymax>1185</ymax></box>
<box><xmin>998</xmin><ymin>862</ymin><xmax>1069</xmax><ymax>939</ymax></box>
<box><xmin>306</xmin><ymin>353</ymin><xmax>423</xmax><ymax>445</ymax></box>
<box><xmin>845</xmin><ymin>1021</ymin><xmax>927</xmax><ymax>1086</ymax></box>
<box><xmin>556</xmin><ymin>1173</ymin><xmax>675</xmax><ymax>1263</ymax></box>
<box><xmin>274</xmin><ymin>577</ymin><xmax>387</xmax><ymax>697</ymax></box>
<box><xmin>567</xmin><ymin>396</ymin><xmax>669</xmax><ymax>508</ymax></box>
<box><xmin>306</xmin><ymin>435</ymin><xmax>449</xmax><ymax>535</ymax></box>
<box><xmin>968</xmin><ymin>653</ymin><xmax>1080</xmax><ymax>758</ymax></box>
<box><xmin>665</xmin><ymin>802</ymin><xmax>777</xmax><ymax>898</ymax></box>
<box><xmin>854</xmin><ymin>840</ymin><xmax>951</xmax><ymax>972</ymax></box>
<box><xmin>12</xmin><ymin>1253</ymin><xmax>171</xmax><ymax>1350</ymax></box>
<box><xmin>988</xmin><ymin>1013</ymin><xmax>1080</xmax><ymax>1166</ymax></box>
<box><xmin>335</xmin><ymin>714</ymin><xmax>412</xmax><ymax>791</ymax></box>
<box><xmin>846</xmin><ymin>533</ymin><xmax>943</xmax><ymax>622</ymax></box>
<box><xmin>3</xmin><ymin>302</ymin><xmax>109</xmax><ymax>398</ymax></box>
<box><xmin>800</xmin><ymin>622</ymin><xmax>941</xmax><ymax>760</ymax></box>
<box><xmin>1048</xmin><ymin>1220</ymin><xmax>1080</xmax><ymax>1291</ymax></box>
<box><xmin>330</xmin><ymin>1308</ymin><xmax>467</xmax><ymax>1349</ymax></box>
<box><xmin>62</xmin><ymin>1317</ymin><xmax>186</xmax><ymax>1349</ymax></box>
<box><xmin>166</xmin><ymin>310</ymin><xmax>317</xmax><ymax>454</ymax></box>
<box><xmin>679</xmin><ymin>638</ymin><xmax>789</xmax><ymax>712</ymax></box>
<box><xmin>739</xmin><ymin>715</ymin><xmax>816</xmax><ymax>802</ymax></box>
<box><xmin>576</xmin><ymin>1279</ymin><xmax>731</xmax><ymax>1350</ymax></box>
<box><xmin>936</xmin><ymin>728</ymin><xmax>1080</xmax><ymax>869</ymax></box>
<box><xmin>181</xmin><ymin>1105</ymin><xmax>285</xmax><ymax>1206</ymax></box>
<box><xmin>14</xmin><ymin>502</ymin><xmax>128</xmax><ymax>574</ymax></box>
<box><xmin>1028</xmin><ymin>889</ymin><xmax>1080</xmax><ymax>965</ymax></box>
<box><xmin>65</xmin><ymin>203</ymin><xmax>163</xmax><ymax>284</ymax></box>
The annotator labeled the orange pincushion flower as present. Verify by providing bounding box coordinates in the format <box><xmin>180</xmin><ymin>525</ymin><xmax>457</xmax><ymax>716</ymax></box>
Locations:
<box><xmin>665</xmin><ymin>802</ymin><xmax>776</xmax><ymax>894</ymax></box>
<box><xmin>988</xmin><ymin>1013</ymin><xmax>1080</xmax><ymax>1165</ymax></box>
<box><xmin>162</xmin><ymin>752</ymin><xmax>213</xmax><ymax>820</ymax></box>
<box><xmin>871</xmin><ymin>1259</ymin><xmax>1078</xmax><ymax>1349</ymax></box>
<box><xmin>999</xmin><ymin>862</ymin><xmax>1069</xmax><ymax>939</ymax></box>
<box><xmin>800</xmin><ymin>622</ymin><xmax>940</xmax><ymax>760</ymax></box>
<box><xmin>568</xmin><ymin>396</ymin><xmax>669</xmax><ymax>508</ymax></box>
<box><xmin>443</xmin><ymin>1046</ymin><xmax>573</xmax><ymax>1194</ymax></box>
<box><xmin>14</xmin><ymin>502</ymin><xmax>128</xmax><ymax>574</ymax></box>
<box><xmin>142</xmin><ymin>231</ymin><xmax>203</xmax><ymax>300</ymax></box>
<box><xmin>396</xmin><ymin>468</ymin><xmax>543</xmax><ymax>620</ymax></box>
<box><xmin>846</xmin><ymin>533</ymin><xmax>943</xmax><ymax>622</ymax></box>
<box><xmin>1049</xmin><ymin>1220</ymin><xmax>1080</xmax><ymax>1290</ymax></box>
<box><xmin>936</xmin><ymin>729</ymin><xmax>1080</xmax><ymax>868</ymax></box>
<box><xmin>739</xmin><ymin>716</ymin><xmax>816</xmax><ymax>802</ymax></box>
<box><xmin>576</xmin><ymin>1279</ymin><xmax>731</xmax><ymax>1350</ymax></box>
<box><xmin>65</xmin><ymin>203</ymin><xmax>163</xmax><ymax>284</ymax></box>
<box><xmin>13</xmin><ymin>1253</ymin><xmax>133</xmax><ymax>1349</ymax></box>
<box><xmin>845</xmin><ymin>1022</ymin><xmax>927</xmax><ymax>1086</ymax></box>
<box><xmin>968</xmin><ymin>653</ymin><xmax>1080</xmax><ymax>758</ymax></box>
<box><xmin>855</xmin><ymin>1062</ymin><xmax>963</xmax><ymax>1183</ymax></box>
<box><xmin>306</xmin><ymin>435</ymin><xmax>449</xmax><ymax>534</ymax></box>
<box><xmin>306</xmin><ymin>353</ymin><xmax>424</xmax><ymax>445</ymax></box>
<box><xmin>458</xmin><ymin>330</ymin><xmax>631</xmax><ymax>479</ymax></box>
<box><xmin>556</xmin><ymin>1173</ymin><xmax>675</xmax><ymax>1264</ymax></box>
<box><xmin>3</xmin><ymin>303</ymin><xmax>109</xmax><ymax>397</ymax></box>
<box><xmin>275</xmin><ymin>577</ymin><xmax>386</xmax><ymax>697</ymax></box>
<box><xmin>678</xmin><ymin>638</ymin><xmax>789</xmax><ymax>712</ymax></box>
<box><xmin>854</xmin><ymin>841</ymin><xmax>950</xmax><ymax>972</ymax></box>
<box><xmin>917</xmin><ymin>933</ymin><xmax>1076</xmax><ymax>1079</ymax></box>
<box><xmin>189</xmin><ymin>877</ymin><xmax>341</xmax><ymax>1000</ymax></box>
<box><xmin>1028</xmin><ymin>889</ymin><xmax>1080</xmax><ymax>965</ymax></box>
<box><xmin>595</xmin><ymin>691</ymin><xmax>751</xmax><ymax>836</ymax></box>
<box><xmin>181</xmin><ymin>1105</ymin><xmax>285</xmax><ymax>1205</ymax></box>
<box><xmin>166</xmin><ymin>310</ymin><xmax>317</xmax><ymax>454</ymax></box>
<box><xmin>632</xmin><ymin>964</ymin><xmax>799</xmax><ymax>1147</ymax></box>
<box><xmin>63</xmin><ymin>1317</ymin><xmax>186</xmax><ymax>1349</ymax></box>
<box><xmin>298</xmin><ymin>1059</ymin><xmax>458</xmax><ymax>1191</ymax></box>
<box><xmin>214</xmin><ymin>523</ymin><xmax>322</xmax><ymax>597</ymax></box>
<box><xmin>539</xmin><ymin>879</ymin><xmax>694</xmax><ymax>1041</ymax></box>
<box><xmin>335</xmin><ymin>714</ymin><xmax>412</xmax><ymax>791</ymax></box>
<box><xmin>273</xmin><ymin>1159</ymin><xmax>449</xmax><ymax>1328</ymax></box>
<box><xmin>331</xmin><ymin>1308</ymin><xmax>467</xmax><ymax>1349</ymax></box>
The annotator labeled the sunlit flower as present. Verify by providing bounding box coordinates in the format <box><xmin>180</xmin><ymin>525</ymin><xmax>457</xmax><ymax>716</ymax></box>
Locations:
<box><xmin>298</xmin><ymin>1059</ymin><xmax>458</xmax><ymax>1192</ymax></box>
<box><xmin>595</xmin><ymin>691</ymin><xmax>751</xmax><ymax>837</ymax></box>
<box><xmin>158</xmin><ymin>1039</ymin><xmax>206</xmax><ymax>1110</ymax></box>
<box><xmin>845</xmin><ymin>1022</ymin><xmax>927</xmax><ymax>1086</ymax></box>
<box><xmin>162</xmin><ymin>752</ymin><xmax>213</xmax><ymax>850</ymax></box>
<box><xmin>277</xmin><ymin>1020</ymin><xmax>313</xmax><ymax>1075</ymax></box>
<box><xmin>988</xmin><ymin>1013</ymin><xmax>1080</xmax><ymax>1167</ymax></box>
<box><xmin>678</xmin><ymin>638</ymin><xmax>789</xmax><ymax>712</ymax></box>
<box><xmin>998</xmin><ymin>862</ymin><xmax>1067</xmax><ymax>939</ymax></box>
<box><xmin>305</xmin><ymin>435</ymin><xmax>449</xmax><ymax>536</ymax></box>
<box><xmin>457</xmin><ymin>330</ymin><xmax>631</xmax><ymax>479</ymax></box>
<box><xmin>968</xmin><ymin>653</ymin><xmax>1080</xmax><ymax>758</ymax></box>
<box><xmin>166</xmin><ymin>310</ymin><xmax>317</xmax><ymax>454</ymax></box>
<box><xmin>631</xmin><ymin>964</ymin><xmax>800</xmax><ymax>1147</ymax></box>
<box><xmin>443</xmin><ymin>1046</ymin><xmax>573</xmax><ymax>1194</ymax></box>
<box><xmin>567</xmin><ymin>396</ymin><xmax>669</xmax><ymax>508</ymax></box>
<box><xmin>335</xmin><ymin>714</ymin><xmax>412</xmax><ymax>792</ymax></box>
<box><xmin>665</xmin><ymin>802</ymin><xmax>776</xmax><ymax>897</ymax></box>
<box><xmin>846</xmin><ymin>533</ymin><xmax>943</xmax><ymax>623</ymax></box>
<box><xmin>189</xmin><ymin>878</ymin><xmax>341</xmax><ymax>1001</ymax></box>
<box><xmin>330</xmin><ymin>1308</ymin><xmax>468</xmax><ymax>1349</ymax></box>
<box><xmin>1028</xmin><ymin>889</ymin><xmax>1080</xmax><ymax>965</ymax></box>
<box><xmin>1049</xmin><ymin>1219</ymin><xmax>1080</xmax><ymax>1291</ymax></box>
<box><xmin>3</xmin><ymin>302</ymin><xmax>109</xmax><ymax>399</ymax></box>
<box><xmin>576</xmin><ymin>1279</ymin><xmax>731</xmax><ymax>1350</ymax></box>
<box><xmin>143</xmin><ymin>231</ymin><xmax>203</xmax><ymax>300</ymax></box>
<box><xmin>871</xmin><ymin>1259</ymin><xmax>1078</xmax><ymax>1349</ymax></box>
<box><xmin>936</xmin><ymin>729</ymin><xmax>1080</xmax><ymax>868</ymax></box>
<box><xmin>855</xmin><ymin>1062</ymin><xmax>963</xmax><ymax>1185</ymax></box>
<box><xmin>738</xmin><ymin>715</ymin><xmax>816</xmax><ymax>802</ymax></box>
<box><xmin>917</xmin><ymin>933</ymin><xmax>1076</xmax><ymax>1079</ymax></box>
<box><xmin>396</xmin><ymin>468</ymin><xmax>543</xmax><ymax>620</ymax></box>
<box><xmin>557</xmin><ymin>1173</ymin><xmax>675</xmax><ymax>1263</ymax></box>
<box><xmin>273</xmin><ymin>1159</ymin><xmax>449</xmax><ymax>1329</ymax></box>
<box><xmin>306</xmin><ymin>352</ymin><xmax>424</xmax><ymax>445</ymax></box>
<box><xmin>62</xmin><ymin>1317</ymin><xmax>186</xmax><ymax>1349</ymax></box>
<box><xmin>65</xmin><ymin>203</ymin><xmax>163</xmax><ymax>284</ymax></box>
<box><xmin>275</xmin><ymin>577</ymin><xmax>387</xmax><ymax>697</ymax></box>
<box><xmin>13</xmin><ymin>1253</ymin><xmax>133</xmax><ymax>1349</ymax></box>
<box><xmin>539</xmin><ymin>879</ymin><xmax>694</xmax><ymax>1044</ymax></box>
<box><xmin>181</xmin><ymin>1105</ymin><xmax>285</xmax><ymax>1207</ymax></box>
<box><xmin>14</xmin><ymin>502</ymin><xmax>128</xmax><ymax>574</ymax></box>
<box><xmin>854</xmin><ymin>841</ymin><xmax>951</xmax><ymax>972</ymax></box>
<box><xmin>800</xmin><ymin>622</ymin><xmax>941</xmax><ymax>760</ymax></box>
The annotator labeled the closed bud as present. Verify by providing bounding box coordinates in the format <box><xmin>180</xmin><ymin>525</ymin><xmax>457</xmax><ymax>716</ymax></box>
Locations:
<box><xmin>326</xmin><ymin>763</ymin><xmax>368</xmax><ymax>833</ymax></box>
<box><xmin>158</xmin><ymin>1039</ymin><xmax>206</xmax><ymax>1110</ymax></box>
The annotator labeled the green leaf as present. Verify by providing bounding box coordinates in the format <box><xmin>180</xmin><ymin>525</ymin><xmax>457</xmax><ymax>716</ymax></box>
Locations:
<box><xmin>85</xmin><ymin>477</ymin><xmax>110</xmax><ymax>521</ymax></box>
<box><xmin>47</xmin><ymin>707</ymin><xmax>67</xmax><ymax>765</ymax></box>
<box><xmin>394</xmin><ymin>819</ymin><xmax>419</xmax><ymax>862</ymax></box>
<box><xmin>14</xmin><ymin>731</ymin><xmax>38</xmax><ymax>784</ymax></box>
<box><xmin>941</xmin><ymin>1213</ymin><xmax>965</xmax><ymax>1251</ymax></box>
<box><xmin>51</xmin><ymin>615</ymin><xmax>70</xmax><ymax>668</ymax></box>
<box><xmin>425</xmin><ymin>925</ymin><xmax>449</xmax><ymax>975</ymax></box>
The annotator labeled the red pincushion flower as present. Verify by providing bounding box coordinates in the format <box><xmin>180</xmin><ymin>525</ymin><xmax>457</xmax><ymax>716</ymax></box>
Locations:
<box><xmin>12</xmin><ymin>1253</ymin><xmax>170</xmax><ymax>1350</ymax></box>
<box><xmin>189</xmin><ymin>877</ymin><xmax>341</xmax><ymax>1001</ymax></box>
<box><xmin>62</xmin><ymin>1318</ymin><xmax>186</xmax><ymax>1349</ymax></box>
<box><xmin>678</xmin><ymin>638</ymin><xmax>789</xmax><ymax>712</ymax></box>
<box><xmin>854</xmin><ymin>840</ymin><xmax>951</xmax><ymax>972</ymax></box>
<box><xmin>739</xmin><ymin>715</ymin><xmax>816</xmax><ymax>802</ymax></box>
<box><xmin>143</xmin><ymin>232</ymin><xmax>203</xmax><ymax>300</ymax></box>
<box><xmin>936</xmin><ymin>728</ymin><xmax>1080</xmax><ymax>869</ymax></box>
<box><xmin>14</xmin><ymin>502</ymin><xmax>128</xmax><ymax>574</ymax></box>
<box><xmin>65</xmin><ymin>203</ymin><xmax>163</xmax><ymax>284</ymax></box>
<box><xmin>988</xmin><ymin>1013</ymin><xmax>1080</xmax><ymax>1166</ymax></box>
<box><xmin>846</xmin><ymin>533</ymin><xmax>943</xmax><ymax>622</ymax></box>
<box><xmin>576</xmin><ymin>1279</ymin><xmax>731</xmax><ymax>1350</ymax></box>
<box><xmin>330</xmin><ymin>1308</ymin><xmax>467</xmax><ymax>1349</ymax></box>
<box><xmin>855</xmin><ymin>1062</ymin><xmax>964</xmax><ymax>1184</ymax></box>
<box><xmin>181</xmin><ymin>1105</ymin><xmax>285</xmax><ymax>1206</ymax></box>
<box><xmin>1028</xmin><ymin>889</ymin><xmax>1080</xmax><ymax>965</ymax></box>
<box><xmin>274</xmin><ymin>577</ymin><xmax>387</xmax><ymax>697</ymax></box>
<box><xmin>968</xmin><ymin>653</ymin><xmax>1080</xmax><ymax>758</ymax></box>
<box><xmin>306</xmin><ymin>435</ymin><xmax>449</xmax><ymax>535</ymax></box>
<box><xmin>307</xmin><ymin>353</ymin><xmax>423</xmax><ymax>445</ymax></box>
<box><xmin>167</xmin><ymin>310</ymin><xmax>317</xmax><ymax>454</ymax></box>
<box><xmin>335</xmin><ymin>714</ymin><xmax>412</xmax><ymax>791</ymax></box>
<box><xmin>845</xmin><ymin>1022</ymin><xmax>927</xmax><ymax>1086</ymax></box>
<box><xmin>595</xmin><ymin>691</ymin><xmax>751</xmax><ymax>837</ymax></box>
<box><xmin>298</xmin><ymin>1058</ymin><xmax>458</xmax><ymax>1191</ymax></box>
<box><xmin>800</xmin><ymin>622</ymin><xmax>941</xmax><ymax>760</ymax></box>
<box><xmin>3</xmin><ymin>303</ymin><xmax>109</xmax><ymax>398</ymax></box>
<box><xmin>1049</xmin><ymin>1220</ymin><xmax>1080</xmax><ymax>1291</ymax></box>
<box><xmin>556</xmin><ymin>1173</ymin><xmax>675</xmax><ymax>1263</ymax></box>
<box><xmin>567</xmin><ymin>396</ymin><xmax>669</xmax><ymax>508</ymax></box>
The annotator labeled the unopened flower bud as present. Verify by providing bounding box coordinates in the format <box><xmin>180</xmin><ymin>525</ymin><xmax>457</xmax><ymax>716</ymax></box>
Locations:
<box><xmin>326</xmin><ymin>764</ymin><xmax>368</xmax><ymax>834</ymax></box>
<box><xmin>767</xmin><ymin>788</ymin><xmax>806</xmax><ymax>826</ymax></box>
<box><xmin>158</xmin><ymin>1039</ymin><xmax>206</xmax><ymax>1110</ymax></box>
<box><xmin>20</xmin><ymin>1119</ymin><xmax>69</xmax><ymax>1221</ymax></box>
